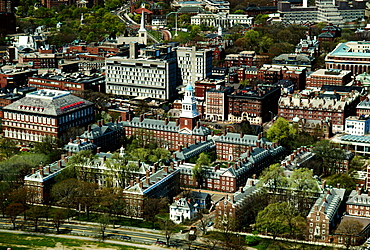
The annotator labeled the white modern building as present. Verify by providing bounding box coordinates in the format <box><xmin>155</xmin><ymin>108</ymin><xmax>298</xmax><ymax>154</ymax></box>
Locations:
<box><xmin>176</xmin><ymin>47</ymin><xmax>213</xmax><ymax>87</ymax></box>
<box><xmin>170</xmin><ymin>198</ymin><xmax>199</xmax><ymax>224</ymax></box>
<box><xmin>276</xmin><ymin>0</ymin><xmax>365</xmax><ymax>26</ymax></box>
<box><xmin>191</xmin><ymin>13</ymin><xmax>253</xmax><ymax>27</ymax></box>
<box><xmin>345</xmin><ymin>116</ymin><xmax>370</xmax><ymax>135</ymax></box>
<box><xmin>105</xmin><ymin>43</ymin><xmax>178</xmax><ymax>101</ymax></box>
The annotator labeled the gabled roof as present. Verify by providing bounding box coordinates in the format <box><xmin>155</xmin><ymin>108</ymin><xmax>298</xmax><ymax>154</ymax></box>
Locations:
<box><xmin>309</xmin><ymin>188</ymin><xmax>345</xmax><ymax>222</ymax></box>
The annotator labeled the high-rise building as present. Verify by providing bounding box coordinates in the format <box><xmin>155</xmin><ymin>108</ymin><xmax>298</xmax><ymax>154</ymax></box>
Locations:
<box><xmin>105</xmin><ymin>43</ymin><xmax>178</xmax><ymax>101</ymax></box>
<box><xmin>176</xmin><ymin>47</ymin><xmax>213</xmax><ymax>87</ymax></box>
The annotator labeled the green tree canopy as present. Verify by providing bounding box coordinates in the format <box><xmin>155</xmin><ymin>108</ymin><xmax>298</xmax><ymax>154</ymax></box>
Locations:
<box><xmin>193</xmin><ymin>153</ymin><xmax>211</xmax><ymax>188</ymax></box>
<box><xmin>326</xmin><ymin>174</ymin><xmax>356</xmax><ymax>192</ymax></box>
<box><xmin>256</xmin><ymin>202</ymin><xmax>306</xmax><ymax>240</ymax></box>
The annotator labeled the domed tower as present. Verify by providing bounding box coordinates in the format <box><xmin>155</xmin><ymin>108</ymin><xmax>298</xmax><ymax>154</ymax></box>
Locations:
<box><xmin>179</xmin><ymin>84</ymin><xmax>199</xmax><ymax>131</ymax></box>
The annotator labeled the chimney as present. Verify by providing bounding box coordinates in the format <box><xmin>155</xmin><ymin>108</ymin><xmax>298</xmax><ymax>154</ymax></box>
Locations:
<box><xmin>97</xmin><ymin>147</ymin><xmax>101</xmax><ymax>153</ymax></box>
<box><xmin>130</xmin><ymin>179</ymin><xmax>134</xmax><ymax>187</ymax></box>
<box><xmin>356</xmin><ymin>184</ymin><xmax>359</xmax><ymax>191</ymax></box>
<box><xmin>256</xmin><ymin>141</ymin><xmax>261</xmax><ymax>148</ymax></box>
<box><xmin>32</xmin><ymin>168</ymin><xmax>35</xmax><ymax>174</ymax></box>
<box><xmin>136</xmin><ymin>176</ymin><xmax>140</xmax><ymax>184</ymax></box>
<box><xmin>102</xmin><ymin>156</ymin><xmax>106</xmax><ymax>162</ymax></box>
<box><xmin>98</xmin><ymin>120</ymin><xmax>102</xmax><ymax>127</ymax></box>
<box><xmin>140</xmin><ymin>115</ymin><xmax>144</xmax><ymax>122</ymax></box>
<box><xmin>176</xmin><ymin>119</ymin><xmax>179</xmax><ymax>126</ymax></box>
<box><xmin>337</xmin><ymin>183</ymin><xmax>340</xmax><ymax>189</ymax></box>
<box><xmin>164</xmin><ymin>166</ymin><xmax>168</xmax><ymax>173</ymax></box>
<box><xmin>69</xmin><ymin>138</ymin><xmax>73</xmax><ymax>143</ymax></box>
<box><xmin>233</xmin><ymin>164</ymin><xmax>237</xmax><ymax>170</ymax></box>
<box><xmin>87</xmin><ymin>125</ymin><xmax>91</xmax><ymax>132</ymax></box>
<box><xmin>240</xmin><ymin>132</ymin><xmax>243</xmax><ymax>138</ymax></box>
<box><xmin>230</xmin><ymin>195</ymin><xmax>234</xmax><ymax>203</ymax></box>
<box><xmin>146</xmin><ymin>169</ymin><xmax>150</xmax><ymax>178</ymax></box>
<box><xmin>139</xmin><ymin>182</ymin><xmax>143</xmax><ymax>189</ymax></box>
<box><xmin>153</xmin><ymin>163</ymin><xmax>158</xmax><ymax>173</ymax></box>
<box><xmin>252</xmin><ymin>174</ymin><xmax>256</xmax><ymax>179</ymax></box>
<box><xmin>164</xmin><ymin>118</ymin><xmax>169</xmax><ymax>125</ymax></box>
<box><xmin>327</xmin><ymin>189</ymin><xmax>331</xmax><ymax>195</ymax></box>
<box><xmin>314</xmin><ymin>204</ymin><xmax>318</xmax><ymax>211</ymax></box>
<box><xmin>146</xmin><ymin>177</ymin><xmax>150</xmax><ymax>184</ymax></box>
<box><xmin>196</xmin><ymin>121</ymin><xmax>200</xmax><ymax>129</ymax></box>
<box><xmin>58</xmin><ymin>160</ymin><xmax>62</xmax><ymax>167</ymax></box>
<box><xmin>170</xmin><ymin>162</ymin><xmax>174</xmax><ymax>170</ymax></box>
<box><xmin>138</xmin><ymin>159</ymin><xmax>141</xmax><ymax>168</ymax></box>
<box><xmin>39</xmin><ymin>168</ymin><xmax>44</xmax><ymax>177</ymax></box>
<box><xmin>47</xmin><ymin>166</ymin><xmax>51</xmax><ymax>174</ymax></box>
<box><xmin>322</xmin><ymin>180</ymin><xmax>326</xmax><ymax>189</ymax></box>
<box><xmin>250</xmin><ymin>179</ymin><xmax>254</xmax><ymax>186</ymax></box>
<box><xmin>239</xmin><ymin>187</ymin><xmax>244</xmax><ymax>193</ymax></box>
<box><xmin>290</xmin><ymin>154</ymin><xmax>294</xmax><ymax>161</ymax></box>
<box><xmin>178</xmin><ymin>145</ymin><xmax>182</xmax><ymax>152</ymax></box>
<box><xmin>258</xmin><ymin>132</ymin><xmax>262</xmax><ymax>140</ymax></box>
<box><xmin>227</xmin><ymin>163</ymin><xmax>231</xmax><ymax>168</ymax></box>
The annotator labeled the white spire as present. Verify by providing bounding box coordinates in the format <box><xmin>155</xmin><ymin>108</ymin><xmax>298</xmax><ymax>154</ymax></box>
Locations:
<box><xmin>218</xmin><ymin>25</ymin><xmax>222</xmax><ymax>36</ymax></box>
<box><xmin>181</xmin><ymin>84</ymin><xmax>199</xmax><ymax>118</ymax></box>
<box><xmin>138</xmin><ymin>3</ymin><xmax>146</xmax><ymax>32</ymax></box>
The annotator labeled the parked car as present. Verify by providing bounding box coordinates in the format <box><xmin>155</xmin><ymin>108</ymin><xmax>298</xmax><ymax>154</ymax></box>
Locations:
<box><xmin>156</xmin><ymin>240</ymin><xmax>166</xmax><ymax>245</ymax></box>
<box><xmin>121</xmin><ymin>235</ymin><xmax>131</xmax><ymax>240</ymax></box>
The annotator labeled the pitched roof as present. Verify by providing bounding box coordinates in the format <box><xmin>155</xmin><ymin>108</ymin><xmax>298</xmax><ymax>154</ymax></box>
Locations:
<box><xmin>3</xmin><ymin>89</ymin><xmax>93</xmax><ymax>116</ymax></box>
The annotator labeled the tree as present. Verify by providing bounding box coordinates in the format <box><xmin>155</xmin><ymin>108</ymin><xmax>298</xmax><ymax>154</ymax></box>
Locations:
<box><xmin>52</xmin><ymin>209</ymin><xmax>66</xmax><ymax>234</ymax></box>
<box><xmin>143</xmin><ymin>198</ymin><xmax>167</xmax><ymax>229</ymax></box>
<box><xmin>96</xmin><ymin>214</ymin><xmax>111</xmax><ymax>240</ymax></box>
<box><xmin>193</xmin><ymin>153</ymin><xmax>210</xmax><ymax>188</ymax></box>
<box><xmin>0</xmin><ymin>182</ymin><xmax>11</xmax><ymax>217</ymax></box>
<box><xmin>5</xmin><ymin>203</ymin><xmax>23</xmax><ymax>229</ymax></box>
<box><xmin>0</xmin><ymin>153</ymin><xmax>48</xmax><ymax>186</ymax></box>
<box><xmin>33</xmin><ymin>136</ymin><xmax>63</xmax><ymax>163</ymax></box>
<box><xmin>336</xmin><ymin>219</ymin><xmax>364</xmax><ymax>249</ymax></box>
<box><xmin>290</xmin><ymin>168</ymin><xmax>319</xmax><ymax>193</ymax></box>
<box><xmin>51</xmin><ymin>179</ymin><xmax>81</xmax><ymax>219</ymax></box>
<box><xmin>9</xmin><ymin>186</ymin><xmax>36</xmax><ymax>220</ymax></box>
<box><xmin>312</xmin><ymin>140</ymin><xmax>346</xmax><ymax>176</ymax></box>
<box><xmin>326</xmin><ymin>174</ymin><xmax>356</xmax><ymax>192</ymax></box>
<box><xmin>258</xmin><ymin>163</ymin><xmax>287</xmax><ymax>193</ymax></box>
<box><xmin>75</xmin><ymin>181</ymin><xmax>98</xmax><ymax>220</ymax></box>
<box><xmin>160</xmin><ymin>219</ymin><xmax>179</xmax><ymax>245</ymax></box>
<box><xmin>256</xmin><ymin>202</ymin><xmax>306</xmax><ymax>240</ymax></box>
<box><xmin>0</xmin><ymin>138</ymin><xmax>18</xmax><ymax>160</ymax></box>
<box><xmin>216</xmin><ymin>214</ymin><xmax>238</xmax><ymax>248</ymax></box>
<box><xmin>266</xmin><ymin>117</ymin><xmax>296</xmax><ymax>147</ymax></box>
<box><xmin>27</xmin><ymin>206</ymin><xmax>45</xmax><ymax>232</ymax></box>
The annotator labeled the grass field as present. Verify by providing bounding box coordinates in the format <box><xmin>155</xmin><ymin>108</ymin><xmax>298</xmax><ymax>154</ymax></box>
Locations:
<box><xmin>0</xmin><ymin>232</ymin><xmax>145</xmax><ymax>250</ymax></box>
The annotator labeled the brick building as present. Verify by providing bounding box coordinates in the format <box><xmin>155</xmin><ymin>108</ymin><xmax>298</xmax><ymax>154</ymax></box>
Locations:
<box><xmin>278</xmin><ymin>90</ymin><xmax>361</xmax><ymax>133</ymax></box>
<box><xmin>257</xmin><ymin>64</ymin><xmax>307</xmax><ymax>90</ymax></box>
<box><xmin>306</xmin><ymin>187</ymin><xmax>346</xmax><ymax>243</ymax></box>
<box><xmin>228</xmin><ymin>85</ymin><xmax>281</xmax><ymax>125</ymax></box>
<box><xmin>205</xmin><ymin>86</ymin><xmax>232</xmax><ymax>121</ymax></box>
<box><xmin>121</xmin><ymin>84</ymin><xmax>210</xmax><ymax>151</ymax></box>
<box><xmin>28</xmin><ymin>72</ymin><xmax>106</xmax><ymax>93</ymax></box>
<box><xmin>0</xmin><ymin>68</ymin><xmax>38</xmax><ymax>89</ymax></box>
<box><xmin>24</xmin><ymin>155</ymin><xmax>69</xmax><ymax>203</ymax></box>
<box><xmin>224</xmin><ymin>51</ymin><xmax>255</xmax><ymax>68</ymax></box>
<box><xmin>2</xmin><ymin>89</ymin><xmax>94</xmax><ymax>143</ymax></box>
<box><xmin>306</xmin><ymin>69</ymin><xmax>352</xmax><ymax>88</ymax></box>
<box><xmin>18</xmin><ymin>52</ymin><xmax>59</xmax><ymax>69</ymax></box>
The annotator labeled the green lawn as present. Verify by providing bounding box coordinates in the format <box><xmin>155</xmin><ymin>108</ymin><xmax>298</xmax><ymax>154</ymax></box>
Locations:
<box><xmin>0</xmin><ymin>232</ymin><xmax>144</xmax><ymax>250</ymax></box>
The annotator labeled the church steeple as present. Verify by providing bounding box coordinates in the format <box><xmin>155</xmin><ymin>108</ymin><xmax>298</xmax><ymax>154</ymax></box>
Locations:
<box><xmin>180</xmin><ymin>84</ymin><xmax>199</xmax><ymax>130</ymax></box>
<box><xmin>138</xmin><ymin>3</ymin><xmax>147</xmax><ymax>44</ymax></box>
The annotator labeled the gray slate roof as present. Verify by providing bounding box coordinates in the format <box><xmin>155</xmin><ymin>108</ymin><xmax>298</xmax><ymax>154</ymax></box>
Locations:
<box><xmin>3</xmin><ymin>89</ymin><xmax>93</xmax><ymax>116</ymax></box>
